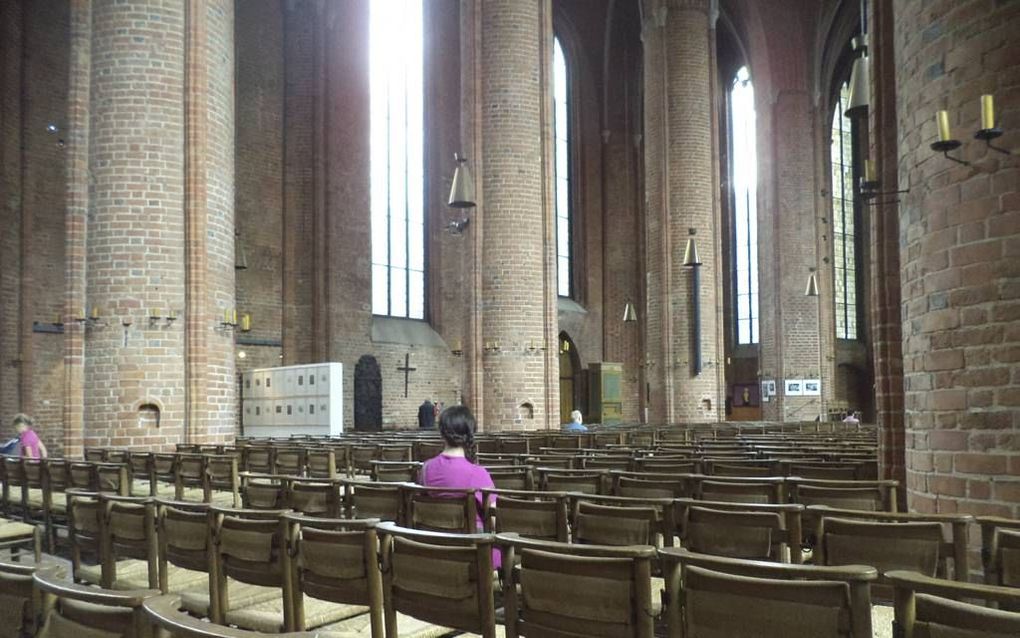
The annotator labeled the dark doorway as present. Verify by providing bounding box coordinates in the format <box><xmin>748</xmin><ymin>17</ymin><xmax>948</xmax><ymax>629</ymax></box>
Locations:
<box><xmin>354</xmin><ymin>355</ymin><xmax>383</xmax><ymax>431</ymax></box>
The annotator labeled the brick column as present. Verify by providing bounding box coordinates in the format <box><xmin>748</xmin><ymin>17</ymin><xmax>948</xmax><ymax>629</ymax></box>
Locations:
<box><xmin>473</xmin><ymin>0</ymin><xmax>559</xmax><ymax>430</ymax></box>
<box><xmin>74</xmin><ymin>0</ymin><xmax>235</xmax><ymax>449</ymax></box>
<box><xmin>642</xmin><ymin>0</ymin><xmax>724</xmax><ymax>424</ymax></box>
<box><xmin>0</xmin><ymin>0</ymin><xmax>24</xmax><ymax>423</ymax></box>
<box><xmin>870</xmin><ymin>0</ymin><xmax>906</xmax><ymax>495</ymax></box>
<box><xmin>895</xmin><ymin>0</ymin><xmax>1020</xmax><ymax>521</ymax></box>
<box><xmin>184</xmin><ymin>0</ymin><xmax>236</xmax><ymax>443</ymax></box>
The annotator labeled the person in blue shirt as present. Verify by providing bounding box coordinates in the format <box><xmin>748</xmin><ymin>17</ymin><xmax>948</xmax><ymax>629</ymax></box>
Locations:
<box><xmin>563</xmin><ymin>410</ymin><xmax>588</xmax><ymax>432</ymax></box>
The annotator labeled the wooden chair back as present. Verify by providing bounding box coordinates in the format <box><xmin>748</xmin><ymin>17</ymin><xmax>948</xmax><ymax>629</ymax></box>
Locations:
<box><xmin>343</xmin><ymin>481</ymin><xmax>405</xmax><ymax>522</ymax></box>
<box><xmin>481</xmin><ymin>489</ymin><xmax>569</xmax><ymax>543</ymax></box>
<box><xmin>681</xmin><ymin>503</ymin><xmax>793</xmax><ymax>562</ymax></box>
<box><xmin>284</xmin><ymin>515</ymin><xmax>383</xmax><ymax>634</ymax></box>
<box><xmin>210</xmin><ymin>507</ymin><xmax>290</xmax><ymax>627</ymax></box>
<box><xmin>486</xmin><ymin>466</ymin><xmax>534</xmax><ymax>491</ymax></box>
<box><xmin>287</xmin><ymin>478</ymin><xmax>342</xmax><ymax>518</ymax></box>
<box><xmin>84</xmin><ymin>448</ymin><xmax>107</xmax><ymax>462</ymax></box>
<box><xmin>789</xmin><ymin>478</ymin><xmax>897</xmax><ymax>512</ymax></box>
<box><xmin>887</xmin><ymin>570</ymin><xmax>1020</xmax><ymax>638</ymax></box>
<box><xmin>537</xmin><ymin>468</ymin><xmax>606</xmax><ymax>494</ymax></box>
<box><xmin>241</xmin><ymin>474</ymin><xmax>288</xmax><ymax>510</ymax></box>
<box><xmin>658</xmin><ymin>548</ymin><xmax>877</xmax><ymax>638</ymax></box>
<box><xmin>698</xmin><ymin>477</ymin><xmax>784</xmax><ymax>504</ymax></box>
<box><xmin>34</xmin><ymin>566</ymin><xmax>159</xmax><ymax>638</ymax></box>
<box><xmin>142</xmin><ymin>594</ymin><xmax>326</xmax><ymax>638</ymax></box>
<box><xmin>97</xmin><ymin>463</ymin><xmax>131</xmax><ymax>495</ymax></box>
<box><xmin>68</xmin><ymin>490</ymin><xmax>103</xmax><ymax>582</ymax></box>
<box><xmin>101</xmin><ymin>494</ymin><xmax>158</xmax><ymax>589</ymax></box>
<box><xmin>304</xmin><ymin>449</ymin><xmax>337</xmax><ymax>479</ymax></box>
<box><xmin>0</xmin><ymin>559</ymin><xmax>55</xmax><ymax>637</ymax></box>
<box><xmin>498</xmin><ymin>534</ymin><xmax>656</xmax><ymax>638</ymax></box>
<box><xmin>176</xmin><ymin>454</ymin><xmax>206</xmax><ymax>500</ymax></box>
<box><xmin>155</xmin><ymin>499</ymin><xmax>214</xmax><ymax>612</ymax></box>
<box><xmin>370</xmin><ymin>460</ymin><xmax>421</xmax><ymax>483</ymax></box>
<box><xmin>272</xmin><ymin>448</ymin><xmax>306</xmax><ymax>476</ymax></box>
<box><xmin>817</xmin><ymin>516</ymin><xmax>946</xmax><ymax>581</ymax></box>
<box><xmin>978</xmin><ymin>516</ymin><xmax>1020</xmax><ymax>591</ymax></box>
<box><xmin>378</xmin><ymin>523</ymin><xmax>498</xmax><ymax>638</ymax></box>
<box><xmin>613</xmin><ymin>473</ymin><xmax>691</xmax><ymax>499</ymax></box>
<box><xmin>242</xmin><ymin>447</ymin><xmax>275</xmax><ymax>475</ymax></box>
<box><xmin>206</xmin><ymin>456</ymin><xmax>240</xmax><ymax>507</ymax></box>
<box><xmin>403</xmin><ymin>484</ymin><xmax>479</xmax><ymax>534</ymax></box>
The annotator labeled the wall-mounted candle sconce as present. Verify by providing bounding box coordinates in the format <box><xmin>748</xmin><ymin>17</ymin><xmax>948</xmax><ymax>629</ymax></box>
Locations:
<box><xmin>975</xmin><ymin>94</ymin><xmax>1012</xmax><ymax>155</ymax></box>
<box><xmin>932</xmin><ymin>95</ymin><xmax>1014</xmax><ymax>165</ymax></box>
<box><xmin>219</xmin><ymin>309</ymin><xmax>239</xmax><ymax>332</ymax></box>
<box><xmin>483</xmin><ymin>341</ymin><xmax>501</xmax><ymax>354</ymax></box>
<box><xmin>525</xmin><ymin>340</ymin><xmax>546</xmax><ymax>355</ymax></box>
<box><xmin>622</xmin><ymin>301</ymin><xmax>638</xmax><ymax>323</ymax></box>
<box><xmin>451</xmin><ymin>339</ymin><xmax>463</xmax><ymax>357</ymax></box>
<box><xmin>239</xmin><ymin>313</ymin><xmax>252</xmax><ymax>333</ymax></box>
<box><xmin>859</xmin><ymin>157</ymin><xmax>909</xmax><ymax>205</ymax></box>
<box><xmin>147</xmin><ymin>308</ymin><xmax>177</xmax><ymax>328</ymax></box>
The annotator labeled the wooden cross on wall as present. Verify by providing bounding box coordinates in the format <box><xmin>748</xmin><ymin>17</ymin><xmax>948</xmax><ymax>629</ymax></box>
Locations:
<box><xmin>397</xmin><ymin>353</ymin><xmax>417</xmax><ymax>398</ymax></box>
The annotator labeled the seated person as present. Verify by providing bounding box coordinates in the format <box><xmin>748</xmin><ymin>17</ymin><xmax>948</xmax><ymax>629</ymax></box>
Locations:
<box><xmin>421</xmin><ymin>406</ymin><xmax>495</xmax><ymax>525</ymax></box>
<box><xmin>563</xmin><ymin>410</ymin><xmax>588</xmax><ymax>432</ymax></box>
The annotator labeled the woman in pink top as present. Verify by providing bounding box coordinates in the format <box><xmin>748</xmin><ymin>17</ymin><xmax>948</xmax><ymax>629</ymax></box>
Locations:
<box><xmin>421</xmin><ymin>405</ymin><xmax>495</xmax><ymax>518</ymax></box>
<box><xmin>13</xmin><ymin>413</ymin><xmax>47</xmax><ymax>458</ymax></box>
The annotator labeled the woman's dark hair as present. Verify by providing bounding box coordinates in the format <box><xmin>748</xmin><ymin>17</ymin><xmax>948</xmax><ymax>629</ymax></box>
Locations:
<box><xmin>438</xmin><ymin>405</ymin><xmax>477</xmax><ymax>460</ymax></box>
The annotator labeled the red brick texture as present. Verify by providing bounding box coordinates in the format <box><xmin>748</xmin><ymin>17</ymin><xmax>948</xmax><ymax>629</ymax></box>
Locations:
<box><xmin>895</xmin><ymin>0</ymin><xmax>1020</xmax><ymax>519</ymax></box>
<box><xmin>642</xmin><ymin>0</ymin><xmax>725</xmax><ymax>424</ymax></box>
<box><xmin>475</xmin><ymin>0</ymin><xmax>559</xmax><ymax>430</ymax></box>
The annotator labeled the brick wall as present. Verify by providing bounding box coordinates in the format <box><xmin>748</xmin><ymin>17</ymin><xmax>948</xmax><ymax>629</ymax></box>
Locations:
<box><xmin>895</xmin><ymin>0</ymin><xmax>1020</xmax><ymax>519</ymax></box>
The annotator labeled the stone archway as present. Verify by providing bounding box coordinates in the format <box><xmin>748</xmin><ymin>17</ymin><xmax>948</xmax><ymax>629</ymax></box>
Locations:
<box><xmin>558</xmin><ymin>333</ymin><xmax>582</xmax><ymax>424</ymax></box>
<box><xmin>354</xmin><ymin>355</ymin><xmax>382</xmax><ymax>432</ymax></box>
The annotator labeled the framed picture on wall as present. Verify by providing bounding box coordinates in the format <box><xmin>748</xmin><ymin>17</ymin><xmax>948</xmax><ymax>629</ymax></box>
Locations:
<box><xmin>784</xmin><ymin>379</ymin><xmax>803</xmax><ymax>396</ymax></box>
<box><xmin>803</xmin><ymin>379</ymin><xmax>821</xmax><ymax>396</ymax></box>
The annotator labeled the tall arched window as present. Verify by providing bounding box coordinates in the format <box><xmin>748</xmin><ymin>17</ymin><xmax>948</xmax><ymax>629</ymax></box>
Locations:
<box><xmin>730</xmin><ymin>66</ymin><xmax>758</xmax><ymax>345</ymax></box>
<box><xmin>553</xmin><ymin>36</ymin><xmax>572</xmax><ymax>298</ymax></box>
<box><xmin>831</xmin><ymin>82</ymin><xmax>858</xmax><ymax>339</ymax></box>
<box><xmin>370</xmin><ymin>0</ymin><xmax>425</xmax><ymax>319</ymax></box>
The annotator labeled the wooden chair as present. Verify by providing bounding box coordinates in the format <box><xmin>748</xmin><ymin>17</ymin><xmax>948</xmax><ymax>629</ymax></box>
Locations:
<box><xmin>127</xmin><ymin>452</ymin><xmax>154</xmax><ymax>497</ymax></box>
<box><xmin>350</xmin><ymin>446</ymin><xmax>381</xmax><ymax>476</ymax></box>
<box><xmin>378</xmin><ymin>444</ymin><xmax>413</xmax><ymax>463</ymax></box>
<box><xmin>658</xmin><ymin>548</ymin><xmax>877</xmax><ymax>638</ymax></box>
<box><xmin>67</xmin><ymin>490</ymin><xmax>104</xmax><ymax>584</ymax></box>
<box><xmin>84</xmin><ymin>448</ymin><xmax>107</xmax><ymax>462</ymax></box>
<box><xmin>377</xmin><ymin>523</ymin><xmax>498</xmax><ymax>638</ymax></box>
<box><xmin>370</xmin><ymin>460</ymin><xmax>421</xmax><ymax>483</ymax></box>
<box><xmin>1</xmin><ymin>458</ymin><xmax>26</xmax><ymax>519</ymax></box>
<box><xmin>888</xmin><ymin>569</ymin><xmax>1020</xmax><ymax>638</ymax></box>
<box><xmin>978</xmin><ymin>516</ymin><xmax>1020</xmax><ymax>590</ymax></box>
<box><xmin>788</xmin><ymin>478</ymin><xmax>898</xmax><ymax>512</ymax></box>
<box><xmin>342</xmin><ymin>480</ymin><xmax>406</xmax><ymax>522</ymax></box>
<box><xmin>206</xmin><ymin>455</ymin><xmax>241</xmax><ymax>507</ymax></box>
<box><xmin>703</xmin><ymin>458</ymin><xmax>779</xmax><ymax>477</ymax></box>
<box><xmin>486</xmin><ymin>466</ymin><xmax>534</xmax><ymax>491</ymax></box>
<box><xmin>283</xmin><ymin>514</ymin><xmax>381</xmax><ymax>634</ymax></box>
<box><xmin>812</xmin><ymin>510</ymin><xmax>972</xmax><ymax>584</ymax></box>
<box><xmin>304</xmin><ymin>448</ymin><xmax>338</xmax><ymax>479</ymax></box>
<box><xmin>240</xmin><ymin>474</ymin><xmax>288</xmax><ymax>510</ymax></box>
<box><xmin>97</xmin><ymin>494</ymin><xmax>159</xmax><ymax>590</ymax></box>
<box><xmin>612</xmin><ymin>472</ymin><xmax>692</xmax><ymax>499</ymax></box>
<box><xmin>402</xmin><ymin>484</ymin><xmax>480</xmax><ymax>534</ymax></box>
<box><xmin>242</xmin><ymin>446</ymin><xmax>275</xmax><ymax>475</ymax></box>
<box><xmin>481</xmin><ymin>488</ymin><xmax>569</xmax><ymax>542</ymax></box>
<box><xmin>498</xmin><ymin>533</ymin><xmax>656</xmax><ymax>638</ymax></box>
<box><xmin>676</xmin><ymin>499</ymin><xmax>803</xmax><ymax>563</ymax></box>
<box><xmin>286</xmin><ymin>478</ymin><xmax>342</xmax><ymax>518</ymax></box>
<box><xmin>0</xmin><ymin>559</ymin><xmax>59</xmax><ymax>637</ymax></box>
<box><xmin>413</xmin><ymin>440</ymin><xmax>445</xmax><ymax>462</ymax></box>
<box><xmin>632</xmin><ymin>458</ymin><xmax>699</xmax><ymax>474</ymax></box>
<box><xmin>175</xmin><ymin>454</ymin><xmax>207</xmax><ymax>502</ymax></box>
<box><xmin>570</xmin><ymin>493</ymin><xmax>677</xmax><ymax>547</ymax></box>
<box><xmin>152</xmin><ymin>454</ymin><xmax>179</xmax><ymax>497</ymax></box>
<box><xmin>273</xmin><ymin>448</ymin><xmax>306</xmax><ymax>476</ymax></box>
<box><xmin>536</xmin><ymin>468</ymin><xmax>607</xmax><ymax>494</ymax></box>
<box><xmin>34</xmin><ymin>565</ymin><xmax>160</xmax><ymax>638</ymax></box>
<box><xmin>697</xmin><ymin>476</ymin><xmax>785</xmax><ymax>504</ymax></box>
<box><xmin>155</xmin><ymin>499</ymin><xmax>227</xmax><ymax>619</ymax></box>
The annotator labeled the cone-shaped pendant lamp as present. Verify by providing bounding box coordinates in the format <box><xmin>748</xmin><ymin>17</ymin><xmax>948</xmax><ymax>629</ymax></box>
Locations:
<box><xmin>682</xmin><ymin>237</ymin><xmax>702</xmax><ymax>267</ymax></box>
<box><xmin>235</xmin><ymin>230</ymin><xmax>248</xmax><ymax>270</ymax></box>
<box><xmin>622</xmin><ymin>302</ymin><xmax>638</xmax><ymax>323</ymax></box>
<box><xmin>805</xmin><ymin>271</ymin><xmax>819</xmax><ymax>297</ymax></box>
<box><xmin>448</xmin><ymin>153</ymin><xmax>476</xmax><ymax>209</ymax></box>
<box><xmin>845</xmin><ymin>35</ymin><xmax>870</xmax><ymax>118</ymax></box>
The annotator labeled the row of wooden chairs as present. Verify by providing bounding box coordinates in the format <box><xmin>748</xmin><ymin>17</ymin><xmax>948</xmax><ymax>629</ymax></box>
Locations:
<box><xmin>10</xmin><ymin>521</ymin><xmax>1017</xmax><ymax>638</ymax></box>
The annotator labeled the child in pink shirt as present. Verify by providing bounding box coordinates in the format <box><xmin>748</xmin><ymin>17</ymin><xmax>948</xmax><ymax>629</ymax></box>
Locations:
<box><xmin>13</xmin><ymin>413</ymin><xmax>47</xmax><ymax>458</ymax></box>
